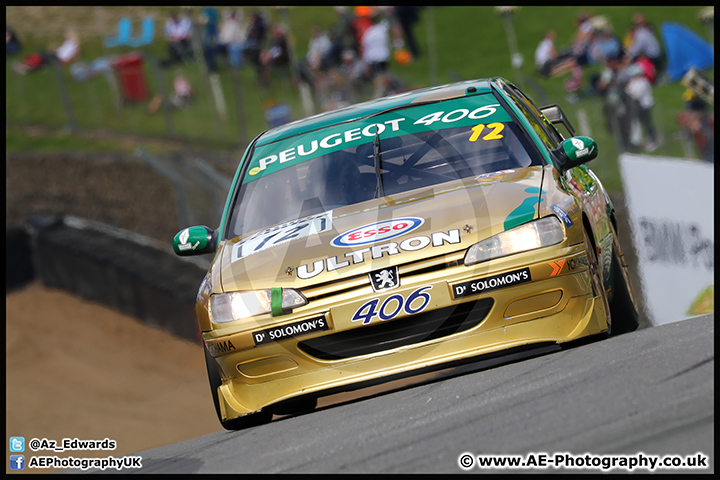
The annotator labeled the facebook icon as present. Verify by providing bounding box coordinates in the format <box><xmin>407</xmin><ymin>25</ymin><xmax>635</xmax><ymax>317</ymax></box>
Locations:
<box><xmin>10</xmin><ymin>455</ymin><xmax>25</xmax><ymax>470</ymax></box>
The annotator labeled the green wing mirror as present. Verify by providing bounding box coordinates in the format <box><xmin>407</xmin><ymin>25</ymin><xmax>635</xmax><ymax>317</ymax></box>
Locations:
<box><xmin>173</xmin><ymin>226</ymin><xmax>216</xmax><ymax>256</ymax></box>
<box><xmin>552</xmin><ymin>136</ymin><xmax>598</xmax><ymax>174</ymax></box>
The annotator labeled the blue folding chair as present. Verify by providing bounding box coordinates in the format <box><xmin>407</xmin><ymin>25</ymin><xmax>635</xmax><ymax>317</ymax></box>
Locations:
<box><xmin>128</xmin><ymin>17</ymin><xmax>155</xmax><ymax>48</ymax></box>
<box><xmin>104</xmin><ymin>17</ymin><xmax>132</xmax><ymax>48</ymax></box>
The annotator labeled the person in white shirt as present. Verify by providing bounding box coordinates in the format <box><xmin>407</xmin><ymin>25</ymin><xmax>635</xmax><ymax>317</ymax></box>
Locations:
<box><xmin>626</xmin><ymin>14</ymin><xmax>662</xmax><ymax>69</ymax></box>
<box><xmin>219</xmin><ymin>9</ymin><xmax>247</xmax><ymax>68</ymax></box>
<box><xmin>535</xmin><ymin>31</ymin><xmax>558</xmax><ymax>76</ymax></box>
<box><xmin>361</xmin><ymin>13</ymin><xmax>390</xmax><ymax>78</ymax></box>
<box><xmin>625</xmin><ymin>64</ymin><xmax>658</xmax><ymax>151</ymax></box>
<box><xmin>13</xmin><ymin>28</ymin><xmax>80</xmax><ymax>74</ymax></box>
<box><xmin>534</xmin><ymin>29</ymin><xmax>582</xmax><ymax>92</ymax></box>
<box><xmin>164</xmin><ymin>12</ymin><xmax>193</xmax><ymax>66</ymax></box>
<box><xmin>55</xmin><ymin>30</ymin><xmax>80</xmax><ymax>64</ymax></box>
<box><xmin>307</xmin><ymin>26</ymin><xmax>332</xmax><ymax>71</ymax></box>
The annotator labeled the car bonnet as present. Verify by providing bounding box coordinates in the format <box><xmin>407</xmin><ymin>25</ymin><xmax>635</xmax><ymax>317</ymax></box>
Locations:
<box><xmin>218</xmin><ymin>166</ymin><xmax>545</xmax><ymax>291</ymax></box>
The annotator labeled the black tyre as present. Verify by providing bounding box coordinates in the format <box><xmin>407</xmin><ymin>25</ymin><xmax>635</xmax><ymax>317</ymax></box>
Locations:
<box><xmin>272</xmin><ymin>396</ymin><xmax>318</xmax><ymax>416</ymax></box>
<box><xmin>608</xmin><ymin>222</ymin><xmax>639</xmax><ymax>335</ymax></box>
<box><xmin>204</xmin><ymin>346</ymin><xmax>273</xmax><ymax>430</ymax></box>
<box><xmin>584</xmin><ymin>226</ymin><xmax>612</xmax><ymax>334</ymax></box>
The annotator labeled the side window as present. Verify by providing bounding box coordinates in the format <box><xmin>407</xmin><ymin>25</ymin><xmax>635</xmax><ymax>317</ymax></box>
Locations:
<box><xmin>504</xmin><ymin>86</ymin><xmax>563</xmax><ymax>150</ymax></box>
<box><xmin>515</xmin><ymin>88</ymin><xmax>565</xmax><ymax>145</ymax></box>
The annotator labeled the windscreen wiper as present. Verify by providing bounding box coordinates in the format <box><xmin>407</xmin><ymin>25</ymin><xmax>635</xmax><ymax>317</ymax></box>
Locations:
<box><xmin>373</xmin><ymin>130</ymin><xmax>385</xmax><ymax>198</ymax></box>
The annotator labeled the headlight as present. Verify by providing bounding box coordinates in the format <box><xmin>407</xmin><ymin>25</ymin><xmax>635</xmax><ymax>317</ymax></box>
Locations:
<box><xmin>464</xmin><ymin>216</ymin><xmax>565</xmax><ymax>266</ymax></box>
<box><xmin>210</xmin><ymin>288</ymin><xmax>307</xmax><ymax>323</ymax></box>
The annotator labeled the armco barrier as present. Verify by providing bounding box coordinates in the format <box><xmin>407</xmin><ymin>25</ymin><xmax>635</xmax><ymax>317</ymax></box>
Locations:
<box><xmin>23</xmin><ymin>214</ymin><xmax>207</xmax><ymax>344</ymax></box>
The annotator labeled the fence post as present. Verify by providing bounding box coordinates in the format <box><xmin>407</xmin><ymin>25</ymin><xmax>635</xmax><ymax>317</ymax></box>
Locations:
<box><xmin>190</xmin><ymin>15</ymin><xmax>223</xmax><ymax>141</ymax></box>
<box><xmin>147</xmin><ymin>54</ymin><xmax>176</xmax><ymax>138</ymax></box>
<box><xmin>52</xmin><ymin>58</ymin><xmax>77</xmax><ymax>133</ymax></box>
<box><xmin>94</xmin><ymin>6</ymin><xmax>121</xmax><ymax>112</ymax></box>
<box><xmin>425</xmin><ymin>7</ymin><xmax>438</xmax><ymax>86</ymax></box>
<box><xmin>279</xmin><ymin>7</ymin><xmax>313</xmax><ymax>117</ymax></box>
<box><xmin>229</xmin><ymin>68</ymin><xmax>249</xmax><ymax>146</ymax></box>
<box><xmin>497</xmin><ymin>7</ymin><xmax>524</xmax><ymax>86</ymax></box>
<box><xmin>577</xmin><ymin>108</ymin><xmax>591</xmax><ymax>137</ymax></box>
<box><xmin>135</xmin><ymin>148</ymin><xmax>192</xmax><ymax>228</ymax></box>
<box><xmin>606</xmin><ymin>99</ymin><xmax>626</xmax><ymax>155</ymax></box>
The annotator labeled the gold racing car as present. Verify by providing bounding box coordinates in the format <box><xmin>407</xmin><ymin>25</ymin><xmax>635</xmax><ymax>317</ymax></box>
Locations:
<box><xmin>173</xmin><ymin>78</ymin><xmax>639</xmax><ymax>430</ymax></box>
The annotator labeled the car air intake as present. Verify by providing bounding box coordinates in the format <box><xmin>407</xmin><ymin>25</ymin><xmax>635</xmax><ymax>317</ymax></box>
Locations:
<box><xmin>298</xmin><ymin>298</ymin><xmax>494</xmax><ymax>360</ymax></box>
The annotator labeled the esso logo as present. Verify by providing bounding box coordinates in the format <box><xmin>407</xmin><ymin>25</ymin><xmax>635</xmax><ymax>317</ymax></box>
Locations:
<box><xmin>331</xmin><ymin>217</ymin><xmax>425</xmax><ymax>247</ymax></box>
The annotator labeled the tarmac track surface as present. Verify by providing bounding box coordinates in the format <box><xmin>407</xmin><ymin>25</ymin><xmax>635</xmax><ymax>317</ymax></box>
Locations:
<box><xmin>80</xmin><ymin>314</ymin><xmax>714</xmax><ymax>474</ymax></box>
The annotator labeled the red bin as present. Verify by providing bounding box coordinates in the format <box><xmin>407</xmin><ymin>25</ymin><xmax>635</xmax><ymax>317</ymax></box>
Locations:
<box><xmin>111</xmin><ymin>53</ymin><xmax>148</xmax><ymax>103</ymax></box>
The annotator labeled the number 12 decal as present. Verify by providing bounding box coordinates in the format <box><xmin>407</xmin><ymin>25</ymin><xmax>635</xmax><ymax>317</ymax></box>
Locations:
<box><xmin>469</xmin><ymin>123</ymin><xmax>505</xmax><ymax>142</ymax></box>
<box><xmin>351</xmin><ymin>286</ymin><xmax>433</xmax><ymax>325</ymax></box>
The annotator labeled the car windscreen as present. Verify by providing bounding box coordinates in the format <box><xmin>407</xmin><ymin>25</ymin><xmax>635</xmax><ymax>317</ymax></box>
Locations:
<box><xmin>226</xmin><ymin>94</ymin><xmax>539</xmax><ymax>240</ymax></box>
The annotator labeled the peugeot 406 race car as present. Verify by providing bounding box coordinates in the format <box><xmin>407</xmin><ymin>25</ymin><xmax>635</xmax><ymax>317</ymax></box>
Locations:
<box><xmin>173</xmin><ymin>78</ymin><xmax>639</xmax><ymax>430</ymax></box>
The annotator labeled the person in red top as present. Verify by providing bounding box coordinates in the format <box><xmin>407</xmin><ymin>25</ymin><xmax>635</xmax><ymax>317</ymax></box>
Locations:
<box><xmin>351</xmin><ymin>6</ymin><xmax>374</xmax><ymax>58</ymax></box>
<box><xmin>634</xmin><ymin>53</ymin><xmax>656</xmax><ymax>85</ymax></box>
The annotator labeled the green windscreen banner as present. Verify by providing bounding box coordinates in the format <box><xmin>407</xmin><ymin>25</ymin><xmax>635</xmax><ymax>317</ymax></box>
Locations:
<box><xmin>242</xmin><ymin>94</ymin><xmax>512</xmax><ymax>184</ymax></box>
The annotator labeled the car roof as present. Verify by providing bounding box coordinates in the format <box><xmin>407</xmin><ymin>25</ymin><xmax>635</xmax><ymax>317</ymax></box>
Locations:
<box><xmin>256</xmin><ymin>78</ymin><xmax>500</xmax><ymax>147</ymax></box>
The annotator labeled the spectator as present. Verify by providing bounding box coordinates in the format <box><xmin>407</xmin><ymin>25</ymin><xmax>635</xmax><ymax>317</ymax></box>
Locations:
<box><xmin>392</xmin><ymin>6</ymin><xmax>421</xmax><ymax>60</ymax></box>
<box><xmin>539</xmin><ymin>12</ymin><xmax>595</xmax><ymax>93</ymax></box>
<box><xmin>535</xmin><ymin>30</ymin><xmax>561</xmax><ymax>77</ymax></box>
<box><xmin>323</xmin><ymin>27</ymin><xmax>345</xmax><ymax>70</ymax></box>
<box><xmin>556</xmin><ymin>17</ymin><xmax>619</xmax><ymax>94</ymax></box>
<box><xmin>625</xmin><ymin>64</ymin><xmax>659</xmax><ymax>151</ymax></box>
<box><xmin>338</xmin><ymin>48</ymin><xmax>369</xmax><ymax>91</ymax></box>
<box><xmin>361</xmin><ymin>12</ymin><xmax>391</xmax><ymax>79</ymax></box>
<box><xmin>200</xmin><ymin>7</ymin><xmax>219</xmax><ymax>45</ymax></box>
<box><xmin>332</xmin><ymin>7</ymin><xmax>356</xmax><ymax>56</ymax></box>
<box><xmin>13</xmin><ymin>28</ymin><xmax>79</xmax><ymax>74</ymax></box>
<box><xmin>296</xmin><ymin>25</ymin><xmax>331</xmax><ymax>90</ymax></box>
<box><xmin>534</xmin><ymin>30</ymin><xmax>586</xmax><ymax>86</ymax></box>
<box><xmin>571</xmin><ymin>10</ymin><xmax>595</xmax><ymax>66</ymax></box>
<box><xmin>54</xmin><ymin>29</ymin><xmax>80</xmax><ymax>65</ymax></box>
<box><xmin>588</xmin><ymin>23</ymin><xmax>622</xmax><ymax>65</ymax></box>
<box><xmin>243</xmin><ymin>10</ymin><xmax>268</xmax><ymax>72</ymax></box>
<box><xmin>350</xmin><ymin>6</ymin><xmax>374</xmax><ymax>57</ymax></box>
<box><xmin>218</xmin><ymin>9</ymin><xmax>246</xmax><ymax>68</ymax></box>
<box><xmin>322</xmin><ymin>69</ymin><xmax>354</xmax><ymax>111</ymax></box>
<box><xmin>200</xmin><ymin>7</ymin><xmax>220</xmax><ymax>72</ymax></box>
<box><xmin>634</xmin><ymin>52</ymin><xmax>656</xmax><ymax>85</ymax></box>
<box><xmin>676</xmin><ymin>89</ymin><xmax>713</xmax><ymax>162</ymax></box>
<box><xmin>163</xmin><ymin>11</ymin><xmax>193</xmax><ymax>67</ymax></box>
<box><xmin>597</xmin><ymin>53</ymin><xmax>633</xmax><ymax>151</ymax></box>
<box><xmin>626</xmin><ymin>13</ymin><xmax>662</xmax><ymax>69</ymax></box>
<box><xmin>172</xmin><ymin>73</ymin><xmax>193</xmax><ymax>108</ymax></box>
<box><xmin>372</xmin><ymin>72</ymin><xmax>406</xmax><ymax>99</ymax></box>
<box><xmin>306</xmin><ymin>25</ymin><xmax>332</xmax><ymax>72</ymax></box>
<box><xmin>6</xmin><ymin>26</ymin><xmax>22</xmax><ymax>57</ymax></box>
<box><xmin>147</xmin><ymin>73</ymin><xmax>193</xmax><ymax>114</ymax></box>
<box><xmin>259</xmin><ymin>26</ymin><xmax>290</xmax><ymax>83</ymax></box>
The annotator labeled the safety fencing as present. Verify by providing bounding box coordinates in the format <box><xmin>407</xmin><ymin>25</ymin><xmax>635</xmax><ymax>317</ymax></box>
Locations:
<box><xmin>5</xmin><ymin>150</ymin><xmax>233</xmax><ymax>246</ymax></box>
<box><xmin>6</xmin><ymin>53</ymin><xmax>706</xmax><ymax>168</ymax></box>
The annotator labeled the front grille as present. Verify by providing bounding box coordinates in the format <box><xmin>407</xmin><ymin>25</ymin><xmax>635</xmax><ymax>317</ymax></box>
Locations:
<box><xmin>299</xmin><ymin>251</ymin><xmax>466</xmax><ymax>302</ymax></box>
<box><xmin>298</xmin><ymin>298</ymin><xmax>494</xmax><ymax>360</ymax></box>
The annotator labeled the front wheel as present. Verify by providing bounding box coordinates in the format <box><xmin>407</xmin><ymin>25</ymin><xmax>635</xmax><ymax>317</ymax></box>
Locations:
<box><xmin>204</xmin><ymin>346</ymin><xmax>273</xmax><ymax>430</ymax></box>
<box><xmin>608</xmin><ymin>222</ymin><xmax>639</xmax><ymax>335</ymax></box>
<box><xmin>584</xmin><ymin>226</ymin><xmax>612</xmax><ymax>334</ymax></box>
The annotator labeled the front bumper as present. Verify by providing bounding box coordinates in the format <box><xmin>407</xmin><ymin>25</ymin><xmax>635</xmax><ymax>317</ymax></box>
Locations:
<box><xmin>204</xmin><ymin>242</ymin><xmax>607</xmax><ymax>420</ymax></box>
